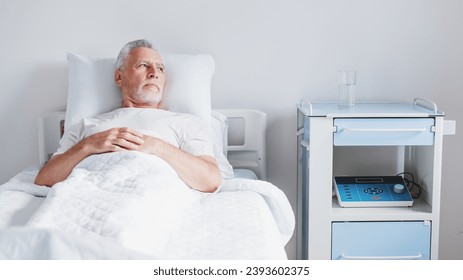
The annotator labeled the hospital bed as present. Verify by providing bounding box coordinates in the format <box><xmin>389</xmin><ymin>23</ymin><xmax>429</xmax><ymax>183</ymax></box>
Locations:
<box><xmin>0</xmin><ymin>52</ymin><xmax>294</xmax><ymax>260</ymax></box>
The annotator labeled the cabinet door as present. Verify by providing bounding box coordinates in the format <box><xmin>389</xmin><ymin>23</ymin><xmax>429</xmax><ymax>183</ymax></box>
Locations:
<box><xmin>332</xmin><ymin>221</ymin><xmax>431</xmax><ymax>260</ymax></box>
<box><xmin>334</xmin><ymin>118</ymin><xmax>434</xmax><ymax>146</ymax></box>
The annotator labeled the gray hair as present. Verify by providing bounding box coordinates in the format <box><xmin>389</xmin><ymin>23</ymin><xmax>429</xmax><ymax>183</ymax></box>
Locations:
<box><xmin>116</xmin><ymin>39</ymin><xmax>157</xmax><ymax>70</ymax></box>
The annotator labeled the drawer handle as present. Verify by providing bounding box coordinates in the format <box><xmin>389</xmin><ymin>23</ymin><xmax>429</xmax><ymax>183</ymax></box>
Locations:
<box><xmin>339</xmin><ymin>253</ymin><xmax>423</xmax><ymax>260</ymax></box>
<box><xmin>343</xmin><ymin>128</ymin><xmax>427</xmax><ymax>133</ymax></box>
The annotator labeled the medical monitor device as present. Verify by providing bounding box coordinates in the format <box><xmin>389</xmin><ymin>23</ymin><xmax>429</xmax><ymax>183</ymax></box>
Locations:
<box><xmin>334</xmin><ymin>176</ymin><xmax>413</xmax><ymax>207</ymax></box>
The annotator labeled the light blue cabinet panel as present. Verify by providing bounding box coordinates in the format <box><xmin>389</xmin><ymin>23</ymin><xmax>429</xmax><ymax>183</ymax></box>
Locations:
<box><xmin>332</xmin><ymin>221</ymin><xmax>431</xmax><ymax>260</ymax></box>
<box><xmin>334</xmin><ymin>118</ymin><xmax>435</xmax><ymax>146</ymax></box>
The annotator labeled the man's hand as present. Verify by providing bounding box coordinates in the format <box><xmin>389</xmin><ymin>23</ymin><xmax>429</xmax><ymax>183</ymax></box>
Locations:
<box><xmin>35</xmin><ymin>127</ymin><xmax>144</xmax><ymax>187</ymax></box>
<box><xmin>82</xmin><ymin>127</ymin><xmax>145</xmax><ymax>154</ymax></box>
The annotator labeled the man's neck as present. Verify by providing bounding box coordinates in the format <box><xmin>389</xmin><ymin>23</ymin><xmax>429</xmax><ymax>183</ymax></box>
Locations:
<box><xmin>121</xmin><ymin>99</ymin><xmax>161</xmax><ymax>109</ymax></box>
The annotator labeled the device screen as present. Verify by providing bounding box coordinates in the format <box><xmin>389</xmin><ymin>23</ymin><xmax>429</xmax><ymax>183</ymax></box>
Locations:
<box><xmin>355</xmin><ymin>178</ymin><xmax>384</xmax><ymax>183</ymax></box>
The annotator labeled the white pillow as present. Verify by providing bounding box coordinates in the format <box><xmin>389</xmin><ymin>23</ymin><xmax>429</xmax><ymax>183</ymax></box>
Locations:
<box><xmin>65</xmin><ymin>52</ymin><xmax>214</xmax><ymax>131</ymax></box>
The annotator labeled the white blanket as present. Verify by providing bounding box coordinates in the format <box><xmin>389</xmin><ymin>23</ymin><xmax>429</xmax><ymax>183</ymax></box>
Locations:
<box><xmin>27</xmin><ymin>151</ymin><xmax>203</xmax><ymax>255</ymax></box>
<box><xmin>5</xmin><ymin>151</ymin><xmax>294</xmax><ymax>259</ymax></box>
<box><xmin>0</xmin><ymin>227</ymin><xmax>150</xmax><ymax>260</ymax></box>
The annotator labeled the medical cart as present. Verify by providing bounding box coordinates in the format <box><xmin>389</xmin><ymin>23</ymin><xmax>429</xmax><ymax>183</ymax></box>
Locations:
<box><xmin>296</xmin><ymin>98</ymin><xmax>455</xmax><ymax>260</ymax></box>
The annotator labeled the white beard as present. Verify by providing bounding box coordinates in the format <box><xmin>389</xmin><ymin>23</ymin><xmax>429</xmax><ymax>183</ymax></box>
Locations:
<box><xmin>133</xmin><ymin>90</ymin><xmax>162</xmax><ymax>105</ymax></box>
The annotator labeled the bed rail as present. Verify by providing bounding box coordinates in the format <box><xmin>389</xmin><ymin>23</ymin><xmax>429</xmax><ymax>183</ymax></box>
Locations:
<box><xmin>215</xmin><ymin>109</ymin><xmax>267</xmax><ymax>180</ymax></box>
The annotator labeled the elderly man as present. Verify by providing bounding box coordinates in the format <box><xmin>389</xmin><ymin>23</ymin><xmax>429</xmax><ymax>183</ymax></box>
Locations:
<box><xmin>35</xmin><ymin>39</ymin><xmax>221</xmax><ymax>192</ymax></box>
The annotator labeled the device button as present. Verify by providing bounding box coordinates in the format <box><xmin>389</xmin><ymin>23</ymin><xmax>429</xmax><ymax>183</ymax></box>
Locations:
<box><xmin>393</xmin><ymin>184</ymin><xmax>405</xmax><ymax>194</ymax></box>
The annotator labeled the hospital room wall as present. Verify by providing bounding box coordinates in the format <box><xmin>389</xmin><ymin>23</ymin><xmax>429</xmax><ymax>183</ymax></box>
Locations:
<box><xmin>0</xmin><ymin>0</ymin><xmax>461</xmax><ymax>259</ymax></box>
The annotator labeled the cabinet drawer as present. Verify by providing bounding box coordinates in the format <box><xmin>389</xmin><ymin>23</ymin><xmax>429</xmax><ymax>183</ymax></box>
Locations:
<box><xmin>332</xmin><ymin>221</ymin><xmax>431</xmax><ymax>260</ymax></box>
<box><xmin>334</xmin><ymin>118</ymin><xmax>434</xmax><ymax>146</ymax></box>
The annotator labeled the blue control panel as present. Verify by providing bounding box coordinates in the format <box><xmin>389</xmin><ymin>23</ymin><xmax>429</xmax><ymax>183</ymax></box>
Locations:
<box><xmin>334</xmin><ymin>176</ymin><xmax>413</xmax><ymax>207</ymax></box>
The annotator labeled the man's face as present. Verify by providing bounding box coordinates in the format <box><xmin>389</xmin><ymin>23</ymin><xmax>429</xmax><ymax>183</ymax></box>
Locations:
<box><xmin>115</xmin><ymin>47</ymin><xmax>166</xmax><ymax>107</ymax></box>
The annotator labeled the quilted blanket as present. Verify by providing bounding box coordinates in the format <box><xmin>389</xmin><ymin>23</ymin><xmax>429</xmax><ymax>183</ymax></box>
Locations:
<box><xmin>26</xmin><ymin>151</ymin><xmax>203</xmax><ymax>255</ymax></box>
<box><xmin>20</xmin><ymin>151</ymin><xmax>294</xmax><ymax>258</ymax></box>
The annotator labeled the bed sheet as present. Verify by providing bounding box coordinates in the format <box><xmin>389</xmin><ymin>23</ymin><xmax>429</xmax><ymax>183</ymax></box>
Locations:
<box><xmin>233</xmin><ymin>168</ymin><xmax>258</xmax><ymax>180</ymax></box>
<box><xmin>0</xmin><ymin>154</ymin><xmax>294</xmax><ymax>260</ymax></box>
<box><xmin>0</xmin><ymin>167</ymin><xmax>46</xmax><ymax>228</ymax></box>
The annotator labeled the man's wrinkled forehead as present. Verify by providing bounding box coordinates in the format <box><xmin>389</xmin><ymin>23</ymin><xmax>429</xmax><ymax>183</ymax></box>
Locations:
<box><xmin>127</xmin><ymin>47</ymin><xmax>164</xmax><ymax>65</ymax></box>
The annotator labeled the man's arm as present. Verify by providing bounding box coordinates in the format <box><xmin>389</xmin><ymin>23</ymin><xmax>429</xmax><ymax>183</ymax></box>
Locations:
<box><xmin>35</xmin><ymin>127</ymin><xmax>221</xmax><ymax>192</ymax></box>
<box><xmin>34</xmin><ymin>128</ymin><xmax>144</xmax><ymax>187</ymax></box>
<box><xmin>138</xmin><ymin>135</ymin><xmax>222</xmax><ymax>193</ymax></box>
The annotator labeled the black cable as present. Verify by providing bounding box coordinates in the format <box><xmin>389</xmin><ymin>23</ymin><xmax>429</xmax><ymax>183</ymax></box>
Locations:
<box><xmin>396</xmin><ymin>172</ymin><xmax>423</xmax><ymax>199</ymax></box>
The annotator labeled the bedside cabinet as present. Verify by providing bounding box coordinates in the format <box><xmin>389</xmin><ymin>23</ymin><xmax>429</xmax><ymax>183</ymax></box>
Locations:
<box><xmin>296</xmin><ymin>98</ymin><xmax>454</xmax><ymax>260</ymax></box>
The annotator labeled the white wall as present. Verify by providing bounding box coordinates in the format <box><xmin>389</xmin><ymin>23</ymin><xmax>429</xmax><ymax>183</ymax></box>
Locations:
<box><xmin>0</xmin><ymin>0</ymin><xmax>462</xmax><ymax>259</ymax></box>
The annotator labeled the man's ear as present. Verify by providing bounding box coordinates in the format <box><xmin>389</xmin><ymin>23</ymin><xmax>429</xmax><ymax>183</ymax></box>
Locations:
<box><xmin>115</xmin><ymin>69</ymin><xmax>122</xmax><ymax>87</ymax></box>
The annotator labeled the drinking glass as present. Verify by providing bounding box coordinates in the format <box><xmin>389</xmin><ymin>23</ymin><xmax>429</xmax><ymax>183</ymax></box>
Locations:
<box><xmin>338</xmin><ymin>70</ymin><xmax>356</xmax><ymax>108</ymax></box>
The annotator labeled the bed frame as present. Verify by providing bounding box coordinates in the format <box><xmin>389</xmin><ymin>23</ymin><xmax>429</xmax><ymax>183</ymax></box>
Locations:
<box><xmin>38</xmin><ymin>109</ymin><xmax>267</xmax><ymax>180</ymax></box>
